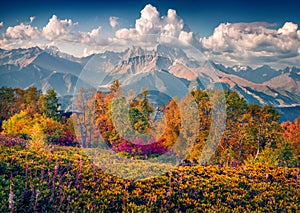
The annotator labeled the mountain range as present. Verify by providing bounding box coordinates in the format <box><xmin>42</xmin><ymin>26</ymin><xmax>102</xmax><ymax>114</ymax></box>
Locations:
<box><xmin>0</xmin><ymin>45</ymin><xmax>300</xmax><ymax>121</ymax></box>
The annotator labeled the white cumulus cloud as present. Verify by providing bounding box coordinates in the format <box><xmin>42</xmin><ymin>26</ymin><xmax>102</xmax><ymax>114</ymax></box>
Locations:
<box><xmin>43</xmin><ymin>15</ymin><xmax>78</xmax><ymax>41</ymax></box>
<box><xmin>5</xmin><ymin>23</ymin><xmax>40</xmax><ymax>40</ymax></box>
<box><xmin>200</xmin><ymin>22</ymin><xmax>300</xmax><ymax>67</ymax></box>
<box><xmin>135</xmin><ymin>4</ymin><xmax>160</xmax><ymax>35</ymax></box>
<box><xmin>178</xmin><ymin>31</ymin><xmax>193</xmax><ymax>44</ymax></box>
<box><xmin>29</xmin><ymin>16</ymin><xmax>35</xmax><ymax>23</ymax></box>
<box><xmin>109</xmin><ymin>16</ymin><xmax>119</xmax><ymax>28</ymax></box>
<box><xmin>0</xmin><ymin>22</ymin><xmax>3</xmax><ymax>29</ymax></box>
<box><xmin>115</xmin><ymin>28</ymin><xmax>139</xmax><ymax>39</ymax></box>
<box><xmin>42</xmin><ymin>15</ymin><xmax>110</xmax><ymax>46</ymax></box>
<box><xmin>0</xmin><ymin>38</ymin><xmax>9</xmax><ymax>49</ymax></box>
<box><xmin>114</xmin><ymin>4</ymin><xmax>196</xmax><ymax>46</ymax></box>
<box><xmin>80</xmin><ymin>26</ymin><xmax>110</xmax><ymax>46</ymax></box>
<box><xmin>278</xmin><ymin>22</ymin><xmax>298</xmax><ymax>35</ymax></box>
<box><xmin>161</xmin><ymin>9</ymin><xmax>184</xmax><ymax>38</ymax></box>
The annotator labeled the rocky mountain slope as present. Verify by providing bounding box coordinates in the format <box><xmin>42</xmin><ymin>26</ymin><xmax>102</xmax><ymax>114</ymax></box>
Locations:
<box><xmin>1</xmin><ymin>46</ymin><xmax>300</xmax><ymax>111</ymax></box>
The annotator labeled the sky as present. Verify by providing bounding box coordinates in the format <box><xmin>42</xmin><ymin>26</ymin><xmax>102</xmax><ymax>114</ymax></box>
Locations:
<box><xmin>1</xmin><ymin>0</ymin><xmax>300</xmax><ymax>68</ymax></box>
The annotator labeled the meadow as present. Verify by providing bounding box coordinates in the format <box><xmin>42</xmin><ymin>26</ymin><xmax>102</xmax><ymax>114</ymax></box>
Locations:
<box><xmin>0</xmin><ymin>136</ymin><xmax>299</xmax><ymax>212</ymax></box>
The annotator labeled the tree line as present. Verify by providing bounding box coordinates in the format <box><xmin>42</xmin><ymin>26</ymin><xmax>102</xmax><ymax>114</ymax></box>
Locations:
<box><xmin>72</xmin><ymin>82</ymin><xmax>299</xmax><ymax>167</ymax></box>
<box><xmin>0</xmin><ymin>86</ymin><xmax>76</xmax><ymax>146</ymax></box>
<box><xmin>0</xmin><ymin>85</ymin><xmax>299</xmax><ymax>167</ymax></box>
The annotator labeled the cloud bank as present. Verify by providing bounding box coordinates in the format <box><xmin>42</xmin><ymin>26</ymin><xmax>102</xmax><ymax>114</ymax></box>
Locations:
<box><xmin>0</xmin><ymin>4</ymin><xmax>299</xmax><ymax>68</ymax></box>
<box><xmin>114</xmin><ymin>4</ymin><xmax>196</xmax><ymax>45</ymax></box>
<box><xmin>200</xmin><ymin>22</ymin><xmax>300</xmax><ymax>67</ymax></box>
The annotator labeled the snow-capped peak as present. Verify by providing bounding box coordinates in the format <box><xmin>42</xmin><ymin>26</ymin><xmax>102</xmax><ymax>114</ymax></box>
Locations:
<box><xmin>232</xmin><ymin>65</ymin><xmax>250</xmax><ymax>72</ymax></box>
<box><xmin>44</xmin><ymin>45</ymin><xmax>60</xmax><ymax>56</ymax></box>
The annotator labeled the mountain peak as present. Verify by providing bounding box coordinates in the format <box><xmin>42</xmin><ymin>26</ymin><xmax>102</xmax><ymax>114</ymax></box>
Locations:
<box><xmin>17</xmin><ymin>46</ymin><xmax>43</xmax><ymax>54</ymax></box>
<box><xmin>0</xmin><ymin>46</ymin><xmax>44</xmax><ymax>68</ymax></box>
<box><xmin>156</xmin><ymin>44</ymin><xmax>188</xmax><ymax>60</ymax></box>
<box><xmin>232</xmin><ymin>65</ymin><xmax>252</xmax><ymax>72</ymax></box>
<box><xmin>123</xmin><ymin>46</ymin><xmax>148</xmax><ymax>60</ymax></box>
<box><xmin>44</xmin><ymin>45</ymin><xmax>60</xmax><ymax>55</ymax></box>
<box><xmin>256</xmin><ymin>64</ymin><xmax>273</xmax><ymax>71</ymax></box>
<box><xmin>260</xmin><ymin>64</ymin><xmax>271</xmax><ymax>68</ymax></box>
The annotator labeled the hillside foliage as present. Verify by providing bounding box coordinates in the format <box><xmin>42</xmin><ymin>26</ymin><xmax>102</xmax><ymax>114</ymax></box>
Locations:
<box><xmin>0</xmin><ymin>143</ymin><xmax>299</xmax><ymax>212</ymax></box>
<box><xmin>0</xmin><ymin>85</ymin><xmax>300</xmax><ymax>211</ymax></box>
<box><xmin>1</xmin><ymin>85</ymin><xmax>299</xmax><ymax>166</ymax></box>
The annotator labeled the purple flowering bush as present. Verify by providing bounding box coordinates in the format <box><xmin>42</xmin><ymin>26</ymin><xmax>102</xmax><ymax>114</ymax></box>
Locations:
<box><xmin>0</xmin><ymin>135</ymin><xmax>27</xmax><ymax>148</ymax></box>
<box><xmin>112</xmin><ymin>137</ymin><xmax>168</xmax><ymax>157</ymax></box>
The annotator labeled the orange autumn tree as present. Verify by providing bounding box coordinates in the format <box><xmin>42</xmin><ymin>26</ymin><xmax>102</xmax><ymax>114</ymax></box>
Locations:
<box><xmin>94</xmin><ymin>90</ymin><xmax>115</xmax><ymax>146</ymax></box>
<box><xmin>281</xmin><ymin>116</ymin><xmax>300</xmax><ymax>155</ymax></box>
<box><xmin>72</xmin><ymin>87</ymin><xmax>100</xmax><ymax>148</ymax></box>
<box><xmin>74</xmin><ymin>81</ymin><xmax>297</xmax><ymax>165</ymax></box>
<box><xmin>188</xmin><ymin>90</ymin><xmax>285</xmax><ymax>165</ymax></box>
<box><xmin>94</xmin><ymin>80</ymin><xmax>126</xmax><ymax>146</ymax></box>
<box><xmin>0</xmin><ymin>87</ymin><xmax>41</xmax><ymax>130</ymax></box>
<box><xmin>157</xmin><ymin>98</ymin><xmax>181</xmax><ymax>150</ymax></box>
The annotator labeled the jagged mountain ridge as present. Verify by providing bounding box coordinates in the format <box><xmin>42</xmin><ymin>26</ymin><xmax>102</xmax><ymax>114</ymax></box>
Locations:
<box><xmin>0</xmin><ymin>45</ymin><xmax>300</xmax><ymax>109</ymax></box>
<box><xmin>213</xmin><ymin>63</ymin><xmax>300</xmax><ymax>84</ymax></box>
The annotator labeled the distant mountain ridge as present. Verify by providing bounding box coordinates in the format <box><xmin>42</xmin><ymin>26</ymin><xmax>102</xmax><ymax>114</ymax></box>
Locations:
<box><xmin>213</xmin><ymin>63</ymin><xmax>300</xmax><ymax>84</ymax></box>
<box><xmin>0</xmin><ymin>46</ymin><xmax>300</xmax><ymax>112</ymax></box>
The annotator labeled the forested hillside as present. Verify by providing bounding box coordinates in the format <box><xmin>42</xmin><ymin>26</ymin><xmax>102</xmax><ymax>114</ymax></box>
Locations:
<box><xmin>0</xmin><ymin>84</ymin><xmax>299</xmax><ymax>211</ymax></box>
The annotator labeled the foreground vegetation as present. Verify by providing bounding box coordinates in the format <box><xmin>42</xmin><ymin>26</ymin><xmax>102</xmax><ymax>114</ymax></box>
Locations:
<box><xmin>0</xmin><ymin>85</ymin><xmax>299</xmax><ymax>167</ymax></box>
<box><xmin>0</xmin><ymin>85</ymin><xmax>300</xmax><ymax>211</ymax></box>
<box><xmin>0</xmin><ymin>140</ymin><xmax>299</xmax><ymax>212</ymax></box>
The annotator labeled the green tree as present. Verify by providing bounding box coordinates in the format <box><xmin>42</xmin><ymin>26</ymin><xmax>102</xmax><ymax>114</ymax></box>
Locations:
<box><xmin>0</xmin><ymin>87</ymin><xmax>16</xmax><ymax>129</ymax></box>
<box><xmin>23</xmin><ymin>87</ymin><xmax>41</xmax><ymax>116</ymax></box>
<box><xmin>39</xmin><ymin>89</ymin><xmax>61</xmax><ymax>122</ymax></box>
<box><xmin>128</xmin><ymin>89</ymin><xmax>154</xmax><ymax>134</ymax></box>
<box><xmin>218</xmin><ymin>91</ymin><xmax>247</xmax><ymax>163</ymax></box>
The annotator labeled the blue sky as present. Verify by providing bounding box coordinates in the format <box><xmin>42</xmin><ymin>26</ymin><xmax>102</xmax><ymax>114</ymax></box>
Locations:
<box><xmin>1</xmin><ymin>0</ymin><xmax>299</xmax><ymax>36</ymax></box>
<box><xmin>1</xmin><ymin>0</ymin><xmax>300</xmax><ymax>68</ymax></box>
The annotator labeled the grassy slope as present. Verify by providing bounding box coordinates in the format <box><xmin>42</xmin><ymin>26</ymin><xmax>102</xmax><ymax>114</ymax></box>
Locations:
<box><xmin>0</xmin><ymin>144</ymin><xmax>299</xmax><ymax>212</ymax></box>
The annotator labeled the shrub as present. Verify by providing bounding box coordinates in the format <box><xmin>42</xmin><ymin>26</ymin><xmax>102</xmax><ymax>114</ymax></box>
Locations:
<box><xmin>0</xmin><ymin>144</ymin><xmax>299</xmax><ymax>212</ymax></box>
<box><xmin>112</xmin><ymin>138</ymin><xmax>167</xmax><ymax>157</ymax></box>
<box><xmin>2</xmin><ymin>111</ymin><xmax>78</xmax><ymax>147</ymax></box>
<box><xmin>0</xmin><ymin>135</ymin><xmax>27</xmax><ymax>148</ymax></box>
